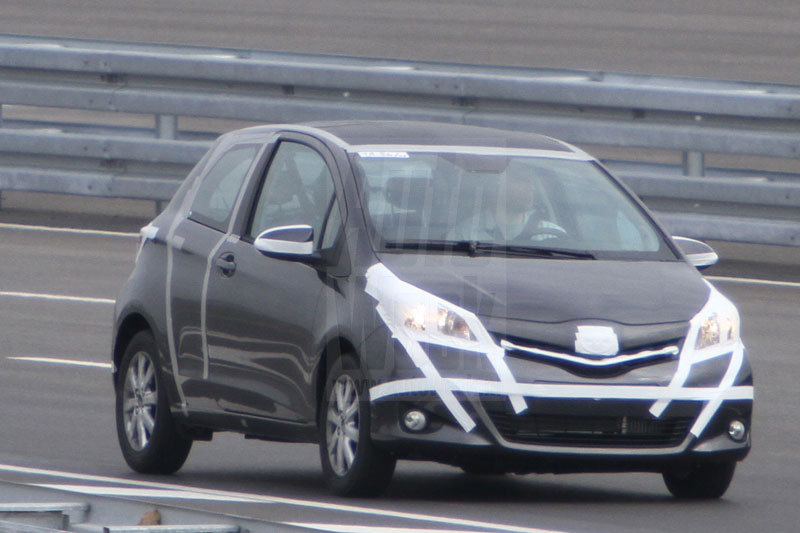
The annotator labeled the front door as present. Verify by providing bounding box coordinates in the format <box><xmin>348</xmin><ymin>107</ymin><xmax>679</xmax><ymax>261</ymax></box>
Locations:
<box><xmin>167</xmin><ymin>143</ymin><xmax>261</xmax><ymax>411</ymax></box>
<box><xmin>205</xmin><ymin>137</ymin><xmax>344</xmax><ymax>423</ymax></box>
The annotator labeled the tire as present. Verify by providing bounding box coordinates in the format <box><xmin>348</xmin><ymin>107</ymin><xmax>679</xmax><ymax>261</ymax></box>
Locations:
<box><xmin>662</xmin><ymin>461</ymin><xmax>736</xmax><ymax>499</ymax></box>
<box><xmin>319</xmin><ymin>355</ymin><xmax>396</xmax><ymax>496</ymax></box>
<box><xmin>115</xmin><ymin>331</ymin><xmax>192</xmax><ymax>474</ymax></box>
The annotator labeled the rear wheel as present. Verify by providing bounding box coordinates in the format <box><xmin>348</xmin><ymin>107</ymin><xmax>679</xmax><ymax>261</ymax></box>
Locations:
<box><xmin>662</xmin><ymin>461</ymin><xmax>736</xmax><ymax>499</ymax></box>
<box><xmin>319</xmin><ymin>356</ymin><xmax>396</xmax><ymax>496</ymax></box>
<box><xmin>115</xmin><ymin>331</ymin><xmax>192</xmax><ymax>474</ymax></box>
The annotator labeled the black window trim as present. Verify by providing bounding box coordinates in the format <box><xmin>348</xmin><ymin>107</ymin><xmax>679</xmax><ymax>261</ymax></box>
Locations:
<box><xmin>237</xmin><ymin>134</ymin><xmax>346</xmax><ymax>251</ymax></box>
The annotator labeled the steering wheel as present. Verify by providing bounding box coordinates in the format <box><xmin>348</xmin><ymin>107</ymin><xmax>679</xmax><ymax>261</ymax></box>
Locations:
<box><xmin>527</xmin><ymin>220</ymin><xmax>569</xmax><ymax>242</ymax></box>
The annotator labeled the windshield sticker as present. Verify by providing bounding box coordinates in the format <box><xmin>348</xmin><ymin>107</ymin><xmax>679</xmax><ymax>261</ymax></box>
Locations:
<box><xmin>357</xmin><ymin>151</ymin><xmax>410</xmax><ymax>158</ymax></box>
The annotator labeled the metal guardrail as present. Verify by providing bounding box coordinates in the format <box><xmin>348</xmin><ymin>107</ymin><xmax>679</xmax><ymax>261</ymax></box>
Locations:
<box><xmin>0</xmin><ymin>33</ymin><xmax>798</xmax><ymax>246</ymax></box>
<box><xmin>0</xmin><ymin>483</ymin><xmax>301</xmax><ymax>532</ymax></box>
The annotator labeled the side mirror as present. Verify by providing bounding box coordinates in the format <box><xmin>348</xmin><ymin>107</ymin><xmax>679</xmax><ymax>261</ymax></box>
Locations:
<box><xmin>255</xmin><ymin>224</ymin><xmax>314</xmax><ymax>258</ymax></box>
<box><xmin>672</xmin><ymin>236</ymin><xmax>718</xmax><ymax>270</ymax></box>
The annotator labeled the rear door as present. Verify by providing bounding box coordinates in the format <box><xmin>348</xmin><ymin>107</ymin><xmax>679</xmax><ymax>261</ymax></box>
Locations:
<box><xmin>204</xmin><ymin>135</ymin><xmax>345</xmax><ymax>423</ymax></box>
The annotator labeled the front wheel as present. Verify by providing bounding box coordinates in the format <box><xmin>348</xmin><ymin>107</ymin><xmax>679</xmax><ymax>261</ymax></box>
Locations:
<box><xmin>319</xmin><ymin>356</ymin><xmax>396</xmax><ymax>496</ymax></box>
<box><xmin>115</xmin><ymin>331</ymin><xmax>192</xmax><ymax>474</ymax></box>
<box><xmin>662</xmin><ymin>461</ymin><xmax>736</xmax><ymax>499</ymax></box>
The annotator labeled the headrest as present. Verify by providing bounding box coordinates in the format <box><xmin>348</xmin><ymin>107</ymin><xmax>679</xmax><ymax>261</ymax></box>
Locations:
<box><xmin>384</xmin><ymin>177</ymin><xmax>430</xmax><ymax>209</ymax></box>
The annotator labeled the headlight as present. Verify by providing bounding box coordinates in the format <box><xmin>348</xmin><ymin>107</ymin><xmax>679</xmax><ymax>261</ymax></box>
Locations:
<box><xmin>369</xmin><ymin>265</ymin><xmax>487</xmax><ymax>350</ymax></box>
<box><xmin>438</xmin><ymin>306</ymin><xmax>476</xmax><ymax>341</ymax></box>
<box><xmin>692</xmin><ymin>284</ymin><xmax>741</xmax><ymax>352</ymax></box>
<box><xmin>696</xmin><ymin>312</ymin><xmax>739</xmax><ymax>350</ymax></box>
<box><xmin>402</xmin><ymin>302</ymin><xmax>477</xmax><ymax>342</ymax></box>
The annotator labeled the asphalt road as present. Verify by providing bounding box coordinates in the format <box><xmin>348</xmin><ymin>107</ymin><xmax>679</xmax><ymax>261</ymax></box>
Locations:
<box><xmin>0</xmin><ymin>208</ymin><xmax>798</xmax><ymax>532</ymax></box>
<box><xmin>2</xmin><ymin>0</ymin><xmax>800</xmax><ymax>84</ymax></box>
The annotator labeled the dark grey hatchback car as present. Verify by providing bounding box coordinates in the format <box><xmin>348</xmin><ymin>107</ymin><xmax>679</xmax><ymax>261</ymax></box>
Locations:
<box><xmin>113</xmin><ymin>121</ymin><xmax>752</xmax><ymax>497</ymax></box>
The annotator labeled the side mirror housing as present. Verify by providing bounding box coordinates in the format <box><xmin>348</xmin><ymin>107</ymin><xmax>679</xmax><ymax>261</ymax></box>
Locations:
<box><xmin>255</xmin><ymin>225</ymin><xmax>314</xmax><ymax>259</ymax></box>
<box><xmin>672</xmin><ymin>236</ymin><xmax>718</xmax><ymax>270</ymax></box>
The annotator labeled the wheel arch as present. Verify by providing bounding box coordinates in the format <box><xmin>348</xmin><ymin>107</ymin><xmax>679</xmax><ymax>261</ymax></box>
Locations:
<box><xmin>113</xmin><ymin>312</ymin><xmax>154</xmax><ymax>385</ymax></box>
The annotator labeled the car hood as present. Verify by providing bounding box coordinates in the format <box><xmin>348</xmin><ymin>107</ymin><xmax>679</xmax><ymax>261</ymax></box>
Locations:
<box><xmin>376</xmin><ymin>253</ymin><xmax>709</xmax><ymax>327</ymax></box>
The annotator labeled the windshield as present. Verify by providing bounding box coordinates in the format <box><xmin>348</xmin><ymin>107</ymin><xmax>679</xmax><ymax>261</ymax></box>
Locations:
<box><xmin>350</xmin><ymin>149</ymin><xmax>677</xmax><ymax>260</ymax></box>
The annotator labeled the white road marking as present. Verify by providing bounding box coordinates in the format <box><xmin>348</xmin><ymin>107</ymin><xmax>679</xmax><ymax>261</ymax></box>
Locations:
<box><xmin>288</xmin><ymin>525</ymin><xmax>504</xmax><ymax>533</ymax></box>
<box><xmin>0</xmin><ymin>222</ymin><xmax>138</xmax><ymax>238</ymax></box>
<box><xmin>0</xmin><ymin>464</ymin><xmax>566</xmax><ymax>533</ymax></box>
<box><xmin>0</xmin><ymin>291</ymin><xmax>115</xmax><ymax>305</ymax></box>
<box><xmin>34</xmin><ymin>484</ymin><xmax>262</xmax><ymax>502</ymax></box>
<box><xmin>706</xmin><ymin>275</ymin><xmax>800</xmax><ymax>289</ymax></box>
<box><xmin>7</xmin><ymin>357</ymin><xmax>112</xmax><ymax>370</ymax></box>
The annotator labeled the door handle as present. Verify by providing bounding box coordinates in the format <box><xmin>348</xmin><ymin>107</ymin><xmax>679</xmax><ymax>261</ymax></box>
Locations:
<box><xmin>214</xmin><ymin>253</ymin><xmax>236</xmax><ymax>277</ymax></box>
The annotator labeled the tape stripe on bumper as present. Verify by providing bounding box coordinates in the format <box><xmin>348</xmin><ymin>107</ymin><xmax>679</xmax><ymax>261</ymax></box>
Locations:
<box><xmin>370</xmin><ymin>378</ymin><xmax>753</xmax><ymax>403</ymax></box>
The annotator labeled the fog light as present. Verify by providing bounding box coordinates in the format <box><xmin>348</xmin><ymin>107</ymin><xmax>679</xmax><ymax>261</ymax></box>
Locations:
<box><xmin>403</xmin><ymin>410</ymin><xmax>428</xmax><ymax>432</ymax></box>
<box><xmin>728</xmin><ymin>420</ymin><xmax>747</xmax><ymax>442</ymax></box>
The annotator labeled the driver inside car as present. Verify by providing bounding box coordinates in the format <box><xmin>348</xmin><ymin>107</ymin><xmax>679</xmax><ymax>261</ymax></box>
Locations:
<box><xmin>448</xmin><ymin>169</ymin><xmax>567</xmax><ymax>244</ymax></box>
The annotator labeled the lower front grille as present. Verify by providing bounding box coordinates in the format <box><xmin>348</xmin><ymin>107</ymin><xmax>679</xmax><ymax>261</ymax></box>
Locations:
<box><xmin>488</xmin><ymin>410</ymin><xmax>692</xmax><ymax>448</ymax></box>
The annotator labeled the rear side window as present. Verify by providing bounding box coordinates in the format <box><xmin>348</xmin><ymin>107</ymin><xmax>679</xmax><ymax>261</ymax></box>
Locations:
<box><xmin>189</xmin><ymin>145</ymin><xmax>259</xmax><ymax>232</ymax></box>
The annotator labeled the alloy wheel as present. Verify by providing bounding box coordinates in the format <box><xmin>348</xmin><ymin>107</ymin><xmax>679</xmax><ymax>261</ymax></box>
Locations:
<box><xmin>122</xmin><ymin>351</ymin><xmax>158</xmax><ymax>451</ymax></box>
<box><xmin>325</xmin><ymin>374</ymin><xmax>360</xmax><ymax>476</ymax></box>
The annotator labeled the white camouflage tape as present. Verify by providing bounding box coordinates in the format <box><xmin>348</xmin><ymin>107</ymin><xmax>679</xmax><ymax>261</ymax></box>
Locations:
<box><xmin>163</xmin><ymin>141</ymin><xmax>271</xmax><ymax>407</ymax></box>
<box><xmin>164</xmin><ymin>181</ymin><xmax>206</xmax><ymax>412</ymax></box>
<box><xmin>486</xmin><ymin>345</ymin><xmax>527</xmax><ymax>414</ymax></box>
<box><xmin>689</xmin><ymin>344</ymin><xmax>745</xmax><ymax>436</ymax></box>
<box><xmin>196</xmin><ymin>145</ymin><xmax>268</xmax><ymax>383</ymax></box>
<box><xmin>200</xmin><ymin>234</ymin><xmax>229</xmax><ymax>380</ymax></box>
<box><xmin>649</xmin><ymin>281</ymin><xmax>745</xmax><ymax>437</ymax></box>
<box><xmin>135</xmin><ymin>224</ymin><xmax>159</xmax><ymax>262</ymax></box>
<box><xmin>367</xmin><ymin>264</ymin><xmax>475</xmax><ymax>431</ymax></box>
<box><xmin>365</xmin><ymin>263</ymin><xmax>527</xmax><ymax>432</ymax></box>
<box><xmin>385</xmin><ymin>320</ymin><xmax>475</xmax><ymax>431</ymax></box>
<box><xmin>370</xmin><ymin>378</ymin><xmax>753</xmax><ymax>403</ymax></box>
<box><xmin>367</xmin><ymin>268</ymin><xmax>752</xmax><ymax>440</ymax></box>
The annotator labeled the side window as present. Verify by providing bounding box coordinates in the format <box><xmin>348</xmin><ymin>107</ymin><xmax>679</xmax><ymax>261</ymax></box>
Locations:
<box><xmin>248</xmin><ymin>142</ymin><xmax>337</xmax><ymax>248</ymax></box>
<box><xmin>189</xmin><ymin>145</ymin><xmax>259</xmax><ymax>231</ymax></box>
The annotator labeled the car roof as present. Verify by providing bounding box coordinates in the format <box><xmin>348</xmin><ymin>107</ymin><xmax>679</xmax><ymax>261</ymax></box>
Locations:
<box><xmin>229</xmin><ymin>121</ymin><xmax>577</xmax><ymax>154</ymax></box>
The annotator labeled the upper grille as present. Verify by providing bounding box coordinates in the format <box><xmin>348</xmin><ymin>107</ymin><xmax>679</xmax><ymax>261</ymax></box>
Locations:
<box><xmin>494</xmin><ymin>332</ymin><xmax>682</xmax><ymax>376</ymax></box>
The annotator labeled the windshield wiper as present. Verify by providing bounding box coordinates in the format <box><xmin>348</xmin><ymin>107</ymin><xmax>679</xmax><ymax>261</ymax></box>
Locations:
<box><xmin>383</xmin><ymin>240</ymin><xmax>595</xmax><ymax>259</ymax></box>
<box><xmin>384</xmin><ymin>240</ymin><xmax>481</xmax><ymax>256</ymax></box>
<box><xmin>486</xmin><ymin>244</ymin><xmax>596</xmax><ymax>259</ymax></box>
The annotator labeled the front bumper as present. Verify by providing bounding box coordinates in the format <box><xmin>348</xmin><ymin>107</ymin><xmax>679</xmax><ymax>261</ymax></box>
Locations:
<box><xmin>364</xmin><ymin>336</ymin><xmax>753</xmax><ymax>472</ymax></box>
<box><xmin>370</xmin><ymin>393</ymin><xmax>751</xmax><ymax>472</ymax></box>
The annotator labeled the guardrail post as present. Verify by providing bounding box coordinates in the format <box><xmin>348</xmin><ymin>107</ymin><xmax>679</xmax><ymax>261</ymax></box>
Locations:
<box><xmin>155</xmin><ymin>114</ymin><xmax>176</xmax><ymax>212</ymax></box>
<box><xmin>682</xmin><ymin>151</ymin><xmax>705</xmax><ymax>177</ymax></box>
<box><xmin>156</xmin><ymin>114</ymin><xmax>177</xmax><ymax>140</ymax></box>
